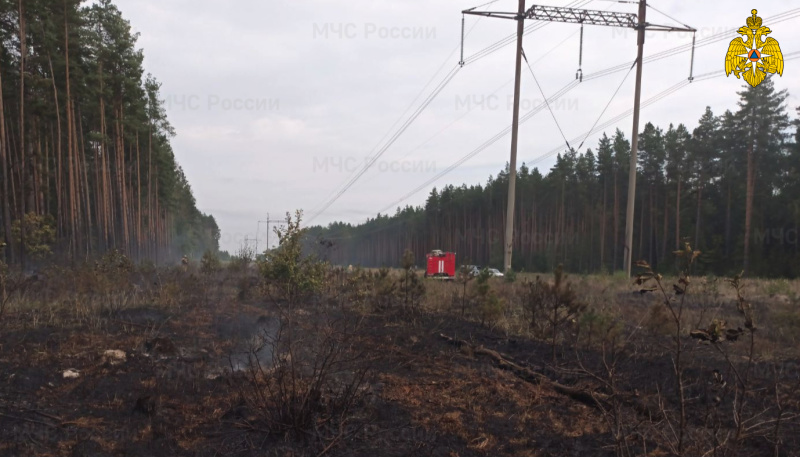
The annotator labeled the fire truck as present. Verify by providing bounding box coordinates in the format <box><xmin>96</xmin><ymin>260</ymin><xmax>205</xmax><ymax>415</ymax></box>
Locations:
<box><xmin>425</xmin><ymin>250</ymin><xmax>456</xmax><ymax>279</ymax></box>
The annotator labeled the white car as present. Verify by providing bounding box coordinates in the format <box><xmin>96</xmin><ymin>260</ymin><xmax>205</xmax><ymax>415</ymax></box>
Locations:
<box><xmin>487</xmin><ymin>268</ymin><xmax>504</xmax><ymax>277</ymax></box>
<box><xmin>461</xmin><ymin>265</ymin><xmax>481</xmax><ymax>277</ymax></box>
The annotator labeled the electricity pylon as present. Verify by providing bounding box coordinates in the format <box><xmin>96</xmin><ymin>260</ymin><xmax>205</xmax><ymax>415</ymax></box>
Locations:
<box><xmin>255</xmin><ymin>213</ymin><xmax>284</xmax><ymax>254</ymax></box>
<box><xmin>462</xmin><ymin>1</ymin><xmax>694</xmax><ymax>276</ymax></box>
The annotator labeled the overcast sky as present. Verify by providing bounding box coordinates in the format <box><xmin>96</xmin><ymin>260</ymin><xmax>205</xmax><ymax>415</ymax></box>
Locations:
<box><xmin>107</xmin><ymin>0</ymin><xmax>800</xmax><ymax>253</ymax></box>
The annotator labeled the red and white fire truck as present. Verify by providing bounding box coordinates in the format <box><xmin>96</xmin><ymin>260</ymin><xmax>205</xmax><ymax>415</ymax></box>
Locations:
<box><xmin>425</xmin><ymin>250</ymin><xmax>456</xmax><ymax>279</ymax></box>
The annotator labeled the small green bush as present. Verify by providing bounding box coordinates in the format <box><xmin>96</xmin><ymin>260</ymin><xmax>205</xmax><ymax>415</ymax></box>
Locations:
<box><xmin>523</xmin><ymin>265</ymin><xmax>586</xmax><ymax>361</ymax></box>
<box><xmin>372</xmin><ymin>268</ymin><xmax>397</xmax><ymax>310</ymax></box>
<box><xmin>259</xmin><ymin>210</ymin><xmax>325</xmax><ymax>305</ymax></box>
<box><xmin>200</xmin><ymin>250</ymin><xmax>221</xmax><ymax>275</ymax></box>
<box><xmin>11</xmin><ymin>213</ymin><xmax>56</xmax><ymax>260</ymax></box>
<box><xmin>398</xmin><ymin>250</ymin><xmax>425</xmax><ymax>309</ymax></box>
<box><xmin>504</xmin><ymin>268</ymin><xmax>517</xmax><ymax>283</ymax></box>
<box><xmin>473</xmin><ymin>268</ymin><xmax>504</xmax><ymax>325</ymax></box>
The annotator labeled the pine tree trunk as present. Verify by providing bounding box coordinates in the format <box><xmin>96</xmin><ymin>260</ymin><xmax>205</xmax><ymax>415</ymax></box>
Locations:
<box><xmin>148</xmin><ymin>124</ymin><xmax>153</xmax><ymax>259</ymax></box>
<box><xmin>725</xmin><ymin>181</ymin><xmax>732</xmax><ymax>258</ymax></box>
<box><xmin>0</xmin><ymin>44</ymin><xmax>11</xmax><ymax>262</ymax></box>
<box><xmin>154</xmin><ymin>173</ymin><xmax>159</xmax><ymax>262</ymax></box>
<box><xmin>64</xmin><ymin>4</ymin><xmax>79</xmax><ymax>256</ymax></box>
<box><xmin>46</xmin><ymin>52</ymin><xmax>63</xmax><ymax>236</ymax></box>
<box><xmin>136</xmin><ymin>133</ymin><xmax>142</xmax><ymax>260</ymax></box>
<box><xmin>638</xmin><ymin>191</ymin><xmax>644</xmax><ymax>262</ymax></box>
<box><xmin>78</xmin><ymin>107</ymin><xmax>91</xmax><ymax>256</ymax></box>
<box><xmin>99</xmin><ymin>76</ymin><xmax>114</xmax><ymax>247</ymax></box>
<box><xmin>560</xmin><ymin>180</ymin><xmax>566</xmax><ymax>263</ymax></box>
<box><xmin>600</xmin><ymin>179</ymin><xmax>607</xmax><ymax>270</ymax></box>
<box><xmin>695</xmin><ymin>180</ymin><xmax>703</xmax><ymax>251</ymax></box>
<box><xmin>67</xmin><ymin>98</ymin><xmax>78</xmax><ymax>255</ymax></box>
<box><xmin>662</xmin><ymin>189</ymin><xmax>668</xmax><ymax>262</ymax></box>
<box><xmin>675</xmin><ymin>178</ymin><xmax>681</xmax><ymax>249</ymax></box>
<box><xmin>44</xmin><ymin>133</ymin><xmax>51</xmax><ymax>216</ymax></box>
<box><xmin>33</xmin><ymin>134</ymin><xmax>41</xmax><ymax>215</ymax></box>
<box><xmin>648</xmin><ymin>186</ymin><xmax>654</xmax><ymax>265</ymax></box>
<box><xmin>743</xmin><ymin>139</ymin><xmax>755</xmax><ymax>275</ymax></box>
<box><xmin>613</xmin><ymin>170</ymin><xmax>619</xmax><ymax>271</ymax></box>
<box><xmin>116</xmin><ymin>106</ymin><xmax>129</xmax><ymax>252</ymax></box>
<box><xmin>18</xmin><ymin>0</ymin><xmax>27</xmax><ymax>267</ymax></box>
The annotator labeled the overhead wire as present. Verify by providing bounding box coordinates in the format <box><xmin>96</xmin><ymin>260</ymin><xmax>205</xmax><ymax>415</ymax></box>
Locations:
<box><xmin>358</xmin><ymin>2</ymin><xmax>799</xmax><ymax>195</ymax></box>
<box><xmin>527</xmin><ymin>54</ymin><xmax>800</xmax><ymax>165</ymax></box>
<box><xmin>375</xmin><ymin>28</ymin><xmax>581</xmax><ymax>171</ymax></box>
<box><xmin>324</xmin><ymin>73</ymin><xmax>710</xmax><ymax>241</ymax></box>
<box><xmin>583</xmin><ymin>8</ymin><xmax>800</xmax><ymax>81</ymax></box>
<box><xmin>646</xmin><ymin>3</ymin><xmax>694</xmax><ymax>30</ymax></box>
<box><xmin>463</xmin><ymin>0</ymin><xmax>594</xmax><ymax>66</ymax></box>
<box><xmin>365</xmin><ymin>7</ymin><xmax>800</xmax><ymax>212</ymax></box>
<box><xmin>311</xmin><ymin>5</ymin><xmax>800</xmax><ymax>225</ymax></box>
<box><xmin>521</xmin><ymin>47</ymin><xmax>573</xmax><ymax>150</ymax></box>
<box><xmin>308</xmin><ymin>66</ymin><xmax>461</xmax><ymax>223</ymax></box>
<box><xmin>308</xmin><ymin>0</ymin><xmax>596</xmax><ymax>222</ymax></box>
<box><xmin>467</xmin><ymin>0</ymin><xmax>503</xmax><ymax>11</ymax></box>
<box><xmin>307</xmin><ymin>0</ymin><xmax>506</xmax><ymax>221</ymax></box>
<box><xmin>378</xmin><ymin>80</ymin><xmax>581</xmax><ymax>215</ymax></box>
<box><xmin>575</xmin><ymin>58</ymin><xmax>637</xmax><ymax>151</ymax></box>
<box><xmin>376</xmin><ymin>50</ymin><xmax>800</xmax><ymax>218</ymax></box>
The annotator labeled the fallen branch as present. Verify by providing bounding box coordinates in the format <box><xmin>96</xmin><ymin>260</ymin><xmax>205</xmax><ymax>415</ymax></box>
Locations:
<box><xmin>438</xmin><ymin>333</ymin><xmax>604</xmax><ymax>409</ymax></box>
<box><xmin>0</xmin><ymin>413</ymin><xmax>58</xmax><ymax>429</ymax></box>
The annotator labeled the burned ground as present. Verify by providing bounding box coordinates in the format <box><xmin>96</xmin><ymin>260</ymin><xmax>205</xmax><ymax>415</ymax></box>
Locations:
<box><xmin>0</xmin><ymin>265</ymin><xmax>798</xmax><ymax>456</ymax></box>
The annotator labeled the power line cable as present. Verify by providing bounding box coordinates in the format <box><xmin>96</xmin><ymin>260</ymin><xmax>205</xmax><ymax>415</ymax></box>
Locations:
<box><xmin>311</xmin><ymin>6</ymin><xmax>800</xmax><ymax>224</ymax></box>
<box><xmin>308</xmin><ymin>0</ymin><xmax>500</xmax><ymax>219</ymax></box>
<box><xmin>308</xmin><ymin>65</ymin><xmax>461</xmax><ymax>223</ymax></box>
<box><xmin>378</xmin><ymin>80</ymin><xmax>581</xmax><ymax>214</ymax></box>
<box><xmin>575</xmin><ymin>58</ymin><xmax>637</xmax><ymax>151</ymax></box>
<box><xmin>363</xmin><ymin>2</ymin><xmax>797</xmax><ymax>193</ymax></box>
<box><xmin>528</xmin><ymin>55</ymin><xmax>800</xmax><ymax>164</ymax></box>
<box><xmin>320</xmin><ymin>53</ymin><xmax>800</xmax><ymax>240</ymax></box>
<box><xmin>322</xmin><ymin>76</ymin><xmax>698</xmax><ymax>240</ymax></box>
<box><xmin>521</xmin><ymin>47</ymin><xmax>572</xmax><ymax>150</ymax></box>
<box><xmin>376</xmin><ymin>50</ymin><xmax>800</xmax><ymax>217</ymax></box>
<box><xmin>463</xmin><ymin>0</ymin><xmax>594</xmax><ymax>65</ymax></box>
<box><xmin>308</xmin><ymin>0</ymin><xmax>596</xmax><ymax>222</ymax></box>
<box><xmin>646</xmin><ymin>3</ymin><xmax>693</xmax><ymax>30</ymax></box>
<box><xmin>388</xmin><ymin>28</ymin><xmax>581</xmax><ymax>166</ymax></box>
<box><xmin>583</xmin><ymin>9</ymin><xmax>800</xmax><ymax>81</ymax></box>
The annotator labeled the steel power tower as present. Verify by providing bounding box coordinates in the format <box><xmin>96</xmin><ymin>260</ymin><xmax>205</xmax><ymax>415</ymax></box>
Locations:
<box><xmin>255</xmin><ymin>213</ymin><xmax>285</xmax><ymax>254</ymax></box>
<box><xmin>463</xmin><ymin>1</ymin><xmax>694</xmax><ymax>276</ymax></box>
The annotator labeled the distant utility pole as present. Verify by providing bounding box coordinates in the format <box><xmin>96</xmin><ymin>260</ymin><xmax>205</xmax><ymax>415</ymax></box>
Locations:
<box><xmin>255</xmin><ymin>213</ymin><xmax>284</xmax><ymax>253</ymax></box>
<box><xmin>462</xmin><ymin>1</ymin><xmax>694</xmax><ymax>275</ymax></box>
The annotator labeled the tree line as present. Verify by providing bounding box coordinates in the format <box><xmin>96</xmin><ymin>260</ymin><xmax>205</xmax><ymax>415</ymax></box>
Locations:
<box><xmin>0</xmin><ymin>0</ymin><xmax>219</xmax><ymax>267</ymax></box>
<box><xmin>309</xmin><ymin>79</ymin><xmax>800</xmax><ymax>278</ymax></box>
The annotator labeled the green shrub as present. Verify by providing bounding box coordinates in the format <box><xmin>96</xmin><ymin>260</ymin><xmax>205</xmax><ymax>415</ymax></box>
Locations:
<box><xmin>138</xmin><ymin>259</ymin><xmax>157</xmax><ymax>275</ymax></box>
<box><xmin>504</xmin><ymin>268</ymin><xmax>517</xmax><ymax>283</ymax></box>
<box><xmin>523</xmin><ymin>265</ymin><xmax>586</xmax><ymax>361</ymax></box>
<box><xmin>398</xmin><ymin>250</ymin><xmax>425</xmax><ymax>309</ymax></box>
<box><xmin>229</xmin><ymin>243</ymin><xmax>255</xmax><ymax>273</ymax></box>
<box><xmin>95</xmin><ymin>249</ymin><xmax>134</xmax><ymax>289</ymax></box>
<box><xmin>11</xmin><ymin>213</ymin><xmax>56</xmax><ymax>260</ymax></box>
<box><xmin>259</xmin><ymin>210</ymin><xmax>325</xmax><ymax>305</ymax></box>
<box><xmin>372</xmin><ymin>268</ymin><xmax>397</xmax><ymax>310</ymax></box>
<box><xmin>578</xmin><ymin>307</ymin><xmax>623</xmax><ymax>348</ymax></box>
<box><xmin>337</xmin><ymin>266</ymin><xmax>371</xmax><ymax>310</ymax></box>
<box><xmin>473</xmin><ymin>268</ymin><xmax>504</xmax><ymax>325</ymax></box>
<box><xmin>764</xmin><ymin>278</ymin><xmax>791</xmax><ymax>297</ymax></box>
<box><xmin>200</xmin><ymin>250</ymin><xmax>221</xmax><ymax>275</ymax></box>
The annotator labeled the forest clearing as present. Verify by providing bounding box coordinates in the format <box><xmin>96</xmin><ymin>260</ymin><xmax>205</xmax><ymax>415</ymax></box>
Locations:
<box><xmin>1</xmin><ymin>225</ymin><xmax>799</xmax><ymax>456</ymax></box>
